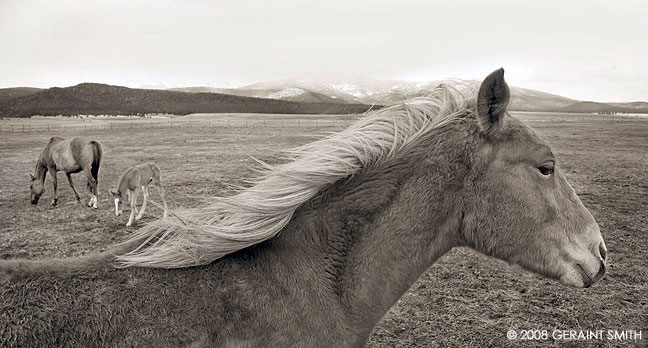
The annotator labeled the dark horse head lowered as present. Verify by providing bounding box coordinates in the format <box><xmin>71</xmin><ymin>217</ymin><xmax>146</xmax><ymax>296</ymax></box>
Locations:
<box><xmin>29</xmin><ymin>137</ymin><xmax>102</xmax><ymax>208</ymax></box>
<box><xmin>2</xmin><ymin>69</ymin><xmax>606</xmax><ymax>347</ymax></box>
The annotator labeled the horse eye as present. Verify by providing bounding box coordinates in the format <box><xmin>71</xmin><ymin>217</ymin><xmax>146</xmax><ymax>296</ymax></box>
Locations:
<box><xmin>538</xmin><ymin>165</ymin><xmax>554</xmax><ymax>176</ymax></box>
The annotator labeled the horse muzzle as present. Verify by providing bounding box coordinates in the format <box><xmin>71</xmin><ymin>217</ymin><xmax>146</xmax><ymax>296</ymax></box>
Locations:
<box><xmin>560</xmin><ymin>240</ymin><xmax>607</xmax><ymax>288</ymax></box>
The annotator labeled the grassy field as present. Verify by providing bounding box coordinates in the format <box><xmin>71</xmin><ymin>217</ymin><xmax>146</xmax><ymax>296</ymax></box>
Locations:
<box><xmin>0</xmin><ymin>112</ymin><xmax>646</xmax><ymax>347</ymax></box>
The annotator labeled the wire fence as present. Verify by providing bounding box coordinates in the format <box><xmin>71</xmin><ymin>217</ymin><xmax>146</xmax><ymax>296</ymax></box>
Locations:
<box><xmin>0</xmin><ymin>113</ymin><xmax>646</xmax><ymax>133</ymax></box>
<box><xmin>513</xmin><ymin>112</ymin><xmax>648</xmax><ymax>123</ymax></box>
<box><xmin>0</xmin><ymin>118</ymin><xmax>359</xmax><ymax>133</ymax></box>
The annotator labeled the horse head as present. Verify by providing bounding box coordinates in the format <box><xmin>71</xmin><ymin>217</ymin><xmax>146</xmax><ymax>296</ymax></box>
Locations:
<box><xmin>110</xmin><ymin>189</ymin><xmax>125</xmax><ymax>216</ymax></box>
<box><xmin>461</xmin><ymin>69</ymin><xmax>607</xmax><ymax>288</ymax></box>
<box><xmin>29</xmin><ymin>173</ymin><xmax>44</xmax><ymax>205</ymax></box>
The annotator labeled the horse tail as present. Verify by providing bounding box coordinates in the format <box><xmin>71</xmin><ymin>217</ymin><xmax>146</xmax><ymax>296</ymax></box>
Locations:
<box><xmin>90</xmin><ymin>140</ymin><xmax>103</xmax><ymax>184</ymax></box>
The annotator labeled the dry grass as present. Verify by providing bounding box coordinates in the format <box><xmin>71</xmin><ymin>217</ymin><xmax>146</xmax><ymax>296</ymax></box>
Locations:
<box><xmin>0</xmin><ymin>113</ymin><xmax>646</xmax><ymax>347</ymax></box>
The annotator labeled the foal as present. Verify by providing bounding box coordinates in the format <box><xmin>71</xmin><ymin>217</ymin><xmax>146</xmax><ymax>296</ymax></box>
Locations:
<box><xmin>110</xmin><ymin>163</ymin><xmax>168</xmax><ymax>226</ymax></box>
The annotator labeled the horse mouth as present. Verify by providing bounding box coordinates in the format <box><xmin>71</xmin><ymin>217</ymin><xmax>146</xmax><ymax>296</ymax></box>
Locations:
<box><xmin>577</xmin><ymin>264</ymin><xmax>594</xmax><ymax>288</ymax></box>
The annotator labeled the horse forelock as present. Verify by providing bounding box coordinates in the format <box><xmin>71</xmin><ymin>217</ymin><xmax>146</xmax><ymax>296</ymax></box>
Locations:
<box><xmin>116</xmin><ymin>83</ymin><xmax>478</xmax><ymax>269</ymax></box>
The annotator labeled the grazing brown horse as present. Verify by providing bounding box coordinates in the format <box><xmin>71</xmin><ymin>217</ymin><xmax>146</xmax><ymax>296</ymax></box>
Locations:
<box><xmin>1</xmin><ymin>70</ymin><xmax>606</xmax><ymax>347</ymax></box>
<box><xmin>29</xmin><ymin>136</ymin><xmax>103</xmax><ymax>208</ymax></box>
<box><xmin>110</xmin><ymin>162</ymin><xmax>169</xmax><ymax>227</ymax></box>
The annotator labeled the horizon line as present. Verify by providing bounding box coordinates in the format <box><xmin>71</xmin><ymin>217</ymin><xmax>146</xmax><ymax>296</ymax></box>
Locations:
<box><xmin>0</xmin><ymin>80</ymin><xmax>646</xmax><ymax>105</ymax></box>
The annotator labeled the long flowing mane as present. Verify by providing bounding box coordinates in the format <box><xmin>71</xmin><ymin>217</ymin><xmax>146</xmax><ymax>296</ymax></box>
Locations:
<box><xmin>117</xmin><ymin>84</ymin><xmax>477</xmax><ymax>268</ymax></box>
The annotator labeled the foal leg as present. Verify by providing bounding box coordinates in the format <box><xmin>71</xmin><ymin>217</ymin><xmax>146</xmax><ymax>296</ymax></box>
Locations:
<box><xmin>127</xmin><ymin>191</ymin><xmax>138</xmax><ymax>215</ymax></box>
<box><xmin>65</xmin><ymin>173</ymin><xmax>81</xmax><ymax>202</ymax></box>
<box><xmin>136</xmin><ymin>185</ymin><xmax>149</xmax><ymax>220</ymax></box>
<box><xmin>126</xmin><ymin>189</ymin><xmax>139</xmax><ymax>227</ymax></box>
<box><xmin>50</xmin><ymin>169</ymin><xmax>58</xmax><ymax>206</ymax></box>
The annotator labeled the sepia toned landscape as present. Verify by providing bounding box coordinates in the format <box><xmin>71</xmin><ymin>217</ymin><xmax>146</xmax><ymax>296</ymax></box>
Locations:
<box><xmin>1</xmin><ymin>112</ymin><xmax>645</xmax><ymax>347</ymax></box>
<box><xmin>2</xmin><ymin>0</ymin><xmax>647</xmax><ymax>345</ymax></box>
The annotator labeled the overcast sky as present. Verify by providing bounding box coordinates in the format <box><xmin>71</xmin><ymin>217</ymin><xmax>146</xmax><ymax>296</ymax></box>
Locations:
<box><xmin>0</xmin><ymin>0</ymin><xmax>646</xmax><ymax>102</ymax></box>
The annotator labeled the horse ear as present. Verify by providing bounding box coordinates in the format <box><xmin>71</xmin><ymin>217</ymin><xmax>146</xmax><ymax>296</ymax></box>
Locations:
<box><xmin>30</xmin><ymin>173</ymin><xmax>36</xmax><ymax>181</ymax></box>
<box><xmin>477</xmin><ymin>68</ymin><xmax>510</xmax><ymax>134</ymax></box>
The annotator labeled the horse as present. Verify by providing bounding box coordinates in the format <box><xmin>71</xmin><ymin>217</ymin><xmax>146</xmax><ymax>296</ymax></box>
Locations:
<box><xmin>29</xmin><ymin>136</ymin><xmax>103</xmax><ymax>208</ymax></box>
<box><xmin>1</xmin><ymin>69</ymin><xmax>607</xmax><ymax>347</ymax></box>
<box><xmin>110</xmin><ymin>162</ymin><xmax>169</xmax><ymax>227</ymax></box>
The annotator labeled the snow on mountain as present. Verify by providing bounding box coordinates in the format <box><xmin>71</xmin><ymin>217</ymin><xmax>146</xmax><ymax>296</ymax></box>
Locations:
<box><xmin>266</xmin><ymin>87</ymin><xmax>306</xmax><ymax>99</ymax></box>
<box><xmin>329</xmin><ymin>83</ymin><xmax>374</xmax><ymax>98</ymax></box>
<box><xmin>170</xmin><ymin>78</ymin><xmax>648</xmax><ymax>113</ymax></box>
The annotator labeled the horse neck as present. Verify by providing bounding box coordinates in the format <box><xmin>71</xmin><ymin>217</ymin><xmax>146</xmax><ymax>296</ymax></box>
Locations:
<box><xmin>117</xmin><ymin>170</ymin><xmax>135</xmax><ymax>193</ymax></box>
<box><xmin>272</xmin><ymin>138</ymin><xmax>468</xmax><ymax>334</ymax></box>
<box><xmin>34</xmin><ymin>159</ymin><xmax>47</xmax><ymax>182</ymax></box>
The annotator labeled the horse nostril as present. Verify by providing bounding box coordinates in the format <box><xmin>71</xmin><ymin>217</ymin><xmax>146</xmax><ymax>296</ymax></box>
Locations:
<box><xmin>599</xmin><ymin>242</ymin><xmax>607</xmax><ymax>261</ymax></box>
<box><xmin>596</xmin><ymin>260</ymin><xmax>606</xmax><ymax>279</ymax></box>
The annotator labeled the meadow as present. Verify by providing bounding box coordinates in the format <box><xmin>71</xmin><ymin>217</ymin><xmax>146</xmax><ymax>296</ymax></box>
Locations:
<box><xmin>0</xmin><ymin>112</ymin><xmax>646</xmax><ymax>347</ymax></box>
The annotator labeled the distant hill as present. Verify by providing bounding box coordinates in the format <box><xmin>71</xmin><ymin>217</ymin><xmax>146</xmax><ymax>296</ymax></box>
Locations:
<box><xmin>508</xmin><ymin>87</ymin><xmax>576</xmax><ymax>111</ymax></box>
<box><xmin>0</xmin><ymin>87</ymin><xmax>42</xmax><ymax>103</ymax></box>
<box><xmin>3</xmin><ymin>79</ymin><xmax>647</xmax><ymax>117</ymax></box>
<box><xmin>555</xmin><ymin>101</ymin><xmax>648</xmax><ymax>114</ymax></box>
<box><xmin>196</xmin><ymin>79</ymin><xmax>648</xmax><ymax>114</ymax></box>
<box><xmin>608</xmin><ymin>101</ymin><xmax>648</xmax><ymax>110</ymax></box>
<box><xmin>170</xmin><ymin>86</ymin><xmax>347</xmax><ymax>104</ymax></box>
<box><xmin>0</xmin><ymin>83</ymin><xmax>374</xmax><ymax>117</ymax></box>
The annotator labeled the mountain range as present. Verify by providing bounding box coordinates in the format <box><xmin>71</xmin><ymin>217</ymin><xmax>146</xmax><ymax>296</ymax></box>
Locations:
<box><xmin>169</xmin><ymin>79</ymin><xmax>648</xmax><ymax>114</ymax></box>
<box><xmin>1</xmin><ymin>79</ymin><xmax>646</xmax><ymax>117</ymax></box>
<box><xmin>0</xmin><ymin>84</ymin><xmax>372</xmax><ymax>117</ymax></box>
